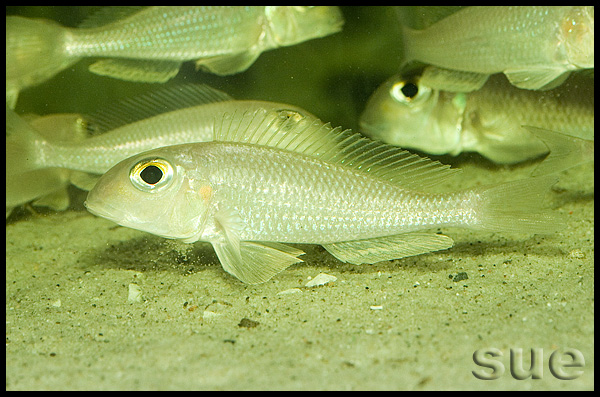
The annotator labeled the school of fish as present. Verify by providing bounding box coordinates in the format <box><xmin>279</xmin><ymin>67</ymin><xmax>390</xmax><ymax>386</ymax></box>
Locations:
<box><xmin>7</xmin><ymin>7</ymin><xmax>592</xmax><ymax>283</ymax></box>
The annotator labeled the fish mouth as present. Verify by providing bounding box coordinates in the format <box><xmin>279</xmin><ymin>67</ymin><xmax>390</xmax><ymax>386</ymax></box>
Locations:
<box><xmin>83</xmin><ymin>198</ymin><xmax>127</xmax><ymax>226</ymax></box>
<box><xmin>84</xmin><ymin>196</ymin><xmax>176</xmax><ymax>239</ymax></box>
<box><xmin>84</xmin><ymin>197</ymin><xmax>141</xmax><ymax>230</ymax></box>
<box><xmin>84</xmin><ymin>198</ymin><xmax>114</xmax><ymax>220</ymax></box>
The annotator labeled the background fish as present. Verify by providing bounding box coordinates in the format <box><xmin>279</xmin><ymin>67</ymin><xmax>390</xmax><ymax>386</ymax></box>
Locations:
<box><xmin>6</xmin><ymin>6</ymin><xmax>344</xmax><ymax>106</ymax></box>
<box><xmin>6</xmin><ymin>84</ymin><xmax>319</xmax><ymax>183</ymax></box>
<box><xmin>399</xmin><ymin>6</ymin><xmax>594</xmax><ymax>90</ymax></box>
<box><xmin>85</xmin><ymin>109</ymin><xmax>563</xmax><ymax>284</ymax></box>
<box><xmin>360</xmin><ymin>71</ymin><xmax>594</xmax><ymax>164</ymax></box>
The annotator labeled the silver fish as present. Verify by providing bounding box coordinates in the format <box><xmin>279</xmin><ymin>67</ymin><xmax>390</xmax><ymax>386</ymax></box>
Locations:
<box><xmin>360</xmin><ymin>72</ymin><xmax>594</xmax><ymax>164</ymax></box>
<box><xmin>85</xmin><ymin>109</ymin><xmax>563</xmax><ymax>284</ymax></box>
<box><xmin>400</xmin><ymin>6</ymin><xmax>594</xmax><ymax>90</ymax></box>
<box><xmin>6</xmin><ymin>6</ymin><xmax>344</xmax><ymax>106</ymax></box>
<box><xmin>7</xmin><ymin>84</ymin><xmax>318</xmax><ymax>180</ymax></box>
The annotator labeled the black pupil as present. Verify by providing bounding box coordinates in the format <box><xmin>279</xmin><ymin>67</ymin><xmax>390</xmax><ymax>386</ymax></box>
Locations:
<box><xmin>401</xmin><ymin>82</ymin><xmax>419</xmax><ymax>98</ymax></box>
<box><xmin>140</xmin><ymin>165</ymin><xmax>163</xmax><ymax>185</ymax></box>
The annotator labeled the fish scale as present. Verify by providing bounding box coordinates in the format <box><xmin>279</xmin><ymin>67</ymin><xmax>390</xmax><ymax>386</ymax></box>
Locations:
<box><xmin>69</xmin><ymin>7</ymin><xmax>263</xmax><ymax>59</ymax></box>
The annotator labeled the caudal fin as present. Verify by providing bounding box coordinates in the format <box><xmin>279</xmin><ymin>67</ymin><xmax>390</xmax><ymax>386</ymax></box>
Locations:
<box><xmin>526</xmin><ymin>126</ymin><xmax>595</xmax><ymax>177</ymax></box>
<box><xmin>6</xmin><ymin>107</ymin><xmax>46</xmax><ymax>177</ymax></box>
<box><xmin>396</xmin><ymin>6</ymin><xmax>465</xmax><ymax>69</ymax></box>
<box><xmin>475</xmin><ymin>176</ymin><xmax>564</xmax><ymax>235</ymax></box>
<box><xmin>6</xmin><ymin>16</ymin><xmax>77</xmax><ymax>91</ymax></box>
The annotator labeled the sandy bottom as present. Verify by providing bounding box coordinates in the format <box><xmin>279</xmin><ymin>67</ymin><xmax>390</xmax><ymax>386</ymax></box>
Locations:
<box><xmin>6</xmin><ymin>157</ymin><xmax>594</xmax><ymax>390</ymax></box>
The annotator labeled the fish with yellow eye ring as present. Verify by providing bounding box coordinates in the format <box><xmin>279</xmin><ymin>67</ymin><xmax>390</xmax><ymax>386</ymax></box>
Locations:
<box><xmin>86</xmin><ymin>109</ymin><xmax>563</xmax><ymax>284</ymax></box>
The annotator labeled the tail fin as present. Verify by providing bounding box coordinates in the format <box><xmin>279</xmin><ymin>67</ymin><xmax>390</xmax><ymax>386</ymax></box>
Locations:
<box><xmin>396</xmin><ymin>6</ymin><xmax>465</xmax><ymax>70</ymax></box>
<box><xmin>526</xmin><ymin>126</ymin><xmax>594</xmax><ymax>177</ymax></box>
<box><xmin>6</xmin><ymin>16</ymin><xmax>76</xmax><ymax>87</ymax></box>
<box><xmin>398</xmin><ymin>24</ymin><xmax>418</xmax><ymax>70</ymax></box>
<box><xmin>6</xmin><ymin>107</ymin><xmax>47</xmax><ymax>177</ymax></box>
<box><xmin>395</xmin><ymin>7</ymin><xmax>421</xmax><ymax>70</ymax></box>
<box><xmin>474</xmin><ymin>176</ymin><xmax>564</xmax><ymax>234</ymax></box>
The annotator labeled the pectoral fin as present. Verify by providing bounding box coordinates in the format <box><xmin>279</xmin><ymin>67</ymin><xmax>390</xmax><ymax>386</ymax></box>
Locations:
<box><xmin>89</xmin><ymin>59</ymin><xmax>182</xmax><ymax>82</ymax></box>
<box><xmin>322</xmin><ymin>232</ymin><xmax>454</xmax><ymax>264</ymax></box>
<box><xmin>504</xmin><ymin>67</ymin><xmax>570</xmax><ymax>90</ymax></box>
<box><xmin>195</xmin><ymin>50</ymin><xmax>260</xmax><ymax>76</ymax></box>
<box><xmin>212</xmin><ymin>206</ymin><xmax>304</xmax><ymax>283</ymax></box>
<box><xmin>212</xmin><ymin>241</ymin><xmax>305</xmax><ymax>284</ymax></box>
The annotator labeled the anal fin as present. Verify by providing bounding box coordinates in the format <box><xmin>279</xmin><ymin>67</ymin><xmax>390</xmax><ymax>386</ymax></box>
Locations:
<box><xmin>322</xmin><ymin>232</ymin><xmax>454</xmax><ymax>265</ymax></box>
<box><xmin>89</xmin><ymin>59</ymin><xmax>182</xmax><ymax>82</ymax></box>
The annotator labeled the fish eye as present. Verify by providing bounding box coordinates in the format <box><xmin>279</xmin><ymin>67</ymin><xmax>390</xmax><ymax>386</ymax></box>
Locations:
<box><xmin>129</xmin><ymin>158</ymin><xmax>174</xmax><ymax>193</ymax></box>
<box><xmin>390</xmin><ymin>80</ymin><xmax>431</xmax><ymax>105</ymax></box>
<box><xmin>276</xmin><ymin>109</ymin><xmax>305</xmax><ymax>122</ymax></box>
<box><xmin>402</xmin><ymin>82</ymin><xmax>419</xmax><ymax>98</ymax></box>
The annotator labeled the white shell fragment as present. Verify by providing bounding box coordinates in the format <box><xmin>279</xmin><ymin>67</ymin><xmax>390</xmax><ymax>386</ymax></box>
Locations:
<box><xmin>203</xmin><ymin>301</ymin><xmax>232</xmax><ymax>319</ymax></box>
<box><xmin>568</xmin><ymin>249</ymin><xmax>585</xmax><ymax>259</ymax></box>
<box><xmin>127</xmin><ymin>283</ymin><xmax>143</xmax><ymax>303</ymax></box>
<box><xmin>305</xmin><ymin>273</ymin><xmax>337</xmax><ymax>287</ymax></box>
<box><xmin>277</xmin><ymin>288</ymin><xmax>303</xmax><ymax>295</ymax></box>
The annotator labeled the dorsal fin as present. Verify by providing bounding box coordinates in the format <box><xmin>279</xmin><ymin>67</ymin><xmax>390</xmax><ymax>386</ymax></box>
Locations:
<box><xmin>88</xmin><ymin>84</ymin><xmax>233</xmax><ymax>135</ymax></box>
<box><xmin>397</xmin><ymin>6</ymin><xmax>465</xmax><ymax>30</ymax></box>
<box><xmin>215</xmin><ymin>109</ymin><xmax>460</xmax><ymax>191</ymax></box>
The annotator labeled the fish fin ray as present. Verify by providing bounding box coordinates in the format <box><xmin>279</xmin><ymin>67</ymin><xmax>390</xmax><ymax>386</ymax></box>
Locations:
<box><xmin>213</xmin><ymin>241</ymin><xmax>304</xmax><ymax>284</ymax></box>
<box><xmin>322</xmin><ymin>232</ymin><xmax>454</xmax><ymax>264</ymax></box>
<box><xmin>89</xmin><ymin>58</ymin><xmax>181</xmax><ymax>82</ymax></box>
<box><xmin>475</xmin><ymin>176</ymin><xmax>565</xmax><ymax>234</ymax></box>
<box><xmin>214</xmin><ymin>206</ymin><xmax>245</xmax><ymax>258</ymax></box>
<box><xmin>215</xmin><ymin>109</ymin><xmax>460</xmax><ymax>190</ymax></box>
<box><xmin>211</xmin><ymin>206</ymin><xmax>304</xmax><ymax>283</ymax></box>
<box><xmin>88</xmin><ymin>83</ymin><xmax>232</xmax><ymax>134</ymax></box>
